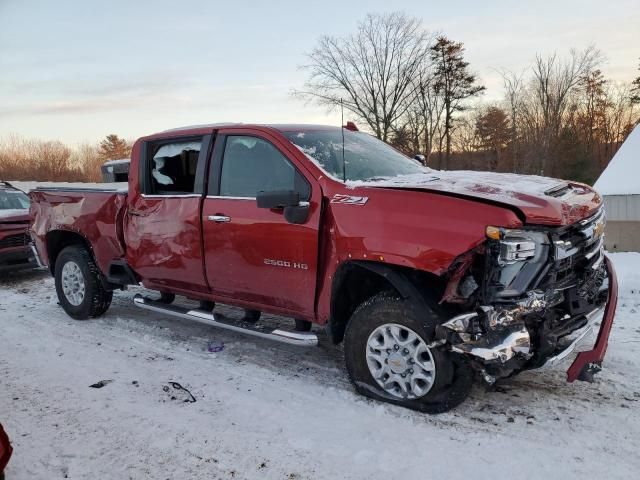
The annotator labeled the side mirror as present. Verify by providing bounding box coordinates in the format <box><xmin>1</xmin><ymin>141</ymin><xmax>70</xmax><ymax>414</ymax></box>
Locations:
<box><xmin>414</xmin><ymin>154</ymin><xmax>426</xmax><ymax>166</ymax></box>
<box><xmin>257</xmin><ymin>190</ymin><xmax>309</xmax><ymax>224</ymax></box>
<box><xmin>257</xmin><ymin>190</ymin><xmax>299</xmax><ymax>209</ymax></box>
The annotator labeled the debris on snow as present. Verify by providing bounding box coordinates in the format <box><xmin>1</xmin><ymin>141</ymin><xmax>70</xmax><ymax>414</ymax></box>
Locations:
<box><xmin>207</xmin><ymin>340</ymin><xmax>225</xmax><ymax>353</ymax></box>
<box><xmin>162</xmin><ymin>382</ymin><xmax>196</xmax><ymax>403</ymax></box>
<box><xmin>89</xmin><ymin>380</ymin><xmax>113</xmax><ymax>389</ymax></box>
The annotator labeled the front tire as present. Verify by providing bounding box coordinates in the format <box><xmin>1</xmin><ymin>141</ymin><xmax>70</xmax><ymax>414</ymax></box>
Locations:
<box><xmin>54</xmin><ymin>246</ymin><xmax>112</xmax><ymax>320</ymax></box>
<box><xmin>344</xmin><ymin>293</ymin><xmax>472</xmax><ymax>414</ymax></box>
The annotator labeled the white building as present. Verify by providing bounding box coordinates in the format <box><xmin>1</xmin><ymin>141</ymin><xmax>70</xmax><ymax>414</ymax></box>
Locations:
<box><xmin>594</xmin><ymin>125</ymin><xmax>640</xmax><ymax>252</ymax></box>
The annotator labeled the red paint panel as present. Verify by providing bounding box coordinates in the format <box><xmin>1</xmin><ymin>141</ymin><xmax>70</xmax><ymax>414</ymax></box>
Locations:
<box><xmin>202</xmin><ymin>197</ymin><xmax>320</xmax><ymax>317</ymax></box>
<box><xmin>29</xmin><ymin>190</ymin><xmax>127</xmax><ymax>274</ymax></box>
<box><xmin>407</xmin><ymin>174</ymin><xmax>602</xmax><ymax>226</ymax></box>
<box><xmin>125</xmin><ymin>196</ymin><xmax>208</xmax><ymax>293</ymax></box>
<box><xmin>312</xmin><ymin>183</ymin><xmax>524</xmax><ymax>323</ymax></box>
<box><xmin>202</xmin><ymin>127</ymin><xmax>322</xmax><ymax>318</ymax></box>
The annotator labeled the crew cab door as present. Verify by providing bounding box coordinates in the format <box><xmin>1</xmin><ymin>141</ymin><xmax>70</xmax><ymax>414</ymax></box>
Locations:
<box><xmin>125</xmin><ymin>134</ymin><xmax>212</xmax><ymax>293</ymax></box>
<box><xmin>202</xmin><ymin>129</ymin><xmax>321</xmax><ymax>319</ymax></box>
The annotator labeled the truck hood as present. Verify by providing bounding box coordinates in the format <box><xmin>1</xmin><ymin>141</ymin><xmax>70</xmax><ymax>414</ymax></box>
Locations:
<box><xmin>0</xmin><ymin>209</ymin><xmax>30</xmax><ymax>229</ymax></box>
<box><xmin>349</xmin><ymin>170</ymin><xmax>601</xmax><ymax>226</ymax></box>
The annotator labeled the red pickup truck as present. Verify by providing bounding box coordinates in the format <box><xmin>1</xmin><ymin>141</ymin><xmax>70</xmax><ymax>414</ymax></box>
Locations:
<box><xmin>0</xmin><ymin>422</ymin><xmax>11</xmax><ymax>479</ymax></box>
<box><xmin>30</xmin><ymin>123</ymin><xmax>617</xmax><ymax>413</ymax></box>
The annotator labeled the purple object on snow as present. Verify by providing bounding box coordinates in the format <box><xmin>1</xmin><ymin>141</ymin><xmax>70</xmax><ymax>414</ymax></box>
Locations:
<box><xmin>207</xmin><ymin>340</ymin><xmax>224</xmax><ymax>353</ymax></box>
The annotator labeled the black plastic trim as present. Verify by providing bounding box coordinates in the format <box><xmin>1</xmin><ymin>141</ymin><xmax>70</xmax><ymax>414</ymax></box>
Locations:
<box><xmin>106</xmin><ymin>258</ymin><xmax>138</xmax><ymax>288</ymax></box>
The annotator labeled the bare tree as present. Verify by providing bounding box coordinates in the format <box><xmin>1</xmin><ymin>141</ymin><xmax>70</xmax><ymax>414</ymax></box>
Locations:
<box><xmin>631</xmin><ymin>59</ymin><xmax>640</xmax><ymax>104</ymax></box>
<box><xmin>475</xmin><ymin>106</ymin><xmax>510</xmax><ymax>171</ymax></box>
<box><xmin>452</xmin><ymin>116</ymin><xmax>478</xmax><ymax>157</ymax></box>
<box><xmin>411</xmin><ymin>65</ymin><xmax>446</xmax><ymax>164</ymax></box>
<box><xmin>527</xmin><ymin>47</ymin><xmax>601</xmax><ymax>174</ymax></box>
<box><xmin>0</xmin><ymin>134</ymin><xmax>85</xmax><ymax>182</ymax></box>
<box><xmin>497</xmin><ymin>69</ymin><xmax>524</xmax><ymax>172</ymax></box>
<box><xmin>579</xmin><ymin>69</ymin><xmax>608</xmax><ymax>162</ymax></box>
<box><xmin>73</xmin><ymin>143</ymin><xmax>104</xmax><ymax>182</ymax></box>
<box><xmin>601</xmin><ymin>82</ymin><xmax>640</xmax><ymax>163</ymax></box>
<box><xmin>296</xmin><ymin>12</ymin><xmax>432</xmax><ymax>141</ymax></box>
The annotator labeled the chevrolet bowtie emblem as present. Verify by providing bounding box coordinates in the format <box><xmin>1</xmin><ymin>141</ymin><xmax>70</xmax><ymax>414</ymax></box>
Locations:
<box><xmin>594</xmin><ymin>221</ymin><xmax>605</xmax><ymax>237</ymax></box>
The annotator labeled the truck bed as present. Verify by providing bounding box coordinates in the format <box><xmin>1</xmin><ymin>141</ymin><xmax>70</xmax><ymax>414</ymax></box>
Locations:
<box><xmin>30</xmin><ymin>185</ymin><xmax>128</xmax><ymax>274</ymax></box>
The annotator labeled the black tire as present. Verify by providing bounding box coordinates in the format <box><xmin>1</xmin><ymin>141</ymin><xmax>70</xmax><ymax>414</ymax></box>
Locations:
<box><xmin>242</xmin><ymin>309</ymin><xmax>261</xmax><ymax>323</ymax></box>
<box><xmin>159</xmin><ymin>292</ymin><xmax>176</xmax><ymax>304</ymax></box>
<box><xmin>54</xmin><ymin>245</ymin><xmax>113</xmax><ymax>320</ymax></box>
<box><xmin>344</xmin><ymin>292</ymin><xmax>473</xmax><ymax>414</ymax></box>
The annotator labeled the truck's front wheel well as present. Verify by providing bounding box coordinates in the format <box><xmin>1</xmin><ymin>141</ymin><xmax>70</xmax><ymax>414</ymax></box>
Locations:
<box><xmin>328</xmin><ymin>261</ymin><xmax>446</xmax><ymax>344</ymax></box>
<box><xmin>46</xmin><ymin>230</ymin><xmax>92</xmax><ymax>275</ymax></box>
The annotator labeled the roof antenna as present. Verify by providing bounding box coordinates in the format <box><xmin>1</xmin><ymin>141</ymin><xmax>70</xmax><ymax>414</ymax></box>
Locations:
<box><xmin>340</xmin><ymin>99</ymin><xmax>346</xmax><ymax>183</ymax></box>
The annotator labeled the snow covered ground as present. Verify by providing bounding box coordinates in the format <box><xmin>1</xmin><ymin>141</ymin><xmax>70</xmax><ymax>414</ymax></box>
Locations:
<box><xmin>1</xmin><ymin>253</ymin><xmax>639</xmax><ymax>479</ymax></box>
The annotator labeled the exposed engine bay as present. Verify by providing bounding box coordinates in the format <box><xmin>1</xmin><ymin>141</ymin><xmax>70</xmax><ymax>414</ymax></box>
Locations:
<box><xmin>437</xmin><ymin>208</ymin><xmax>609</xmax><ymax>383</ymax></box>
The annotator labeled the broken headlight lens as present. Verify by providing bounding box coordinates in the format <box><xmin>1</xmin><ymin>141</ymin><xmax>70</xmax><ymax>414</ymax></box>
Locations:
<box><xmin>486</xmin><ymin>227</ymin><xmax>549</xmax><ymax>265</ymax></box>
<box><xmin>485</xmin><ymin>227</ymin><xmax>550</xmax><ymax>299</ymax></box>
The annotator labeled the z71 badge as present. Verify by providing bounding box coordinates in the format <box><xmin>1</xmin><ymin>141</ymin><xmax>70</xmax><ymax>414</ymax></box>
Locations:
<box><xmin>330</xmin><ymin>194</ymin><xmax>368</xmax><ymax>205</ymax></box>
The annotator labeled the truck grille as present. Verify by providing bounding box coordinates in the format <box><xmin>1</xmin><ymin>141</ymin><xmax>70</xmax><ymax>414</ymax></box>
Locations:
<box><xmin>547</xmin><ymin>208</ymin><xmax>605</xmax><ymax>290</ymax></box>
<box><xmin>0</xmin><ymin>233</ymin><xmax>29</xmax><ymax>249</ymax></box>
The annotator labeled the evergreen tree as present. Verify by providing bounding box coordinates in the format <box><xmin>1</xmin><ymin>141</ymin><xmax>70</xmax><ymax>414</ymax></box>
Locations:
<box><xmin>430</xmin><ymin>36</ymin><xmax>485</xmax><ymax>169</ymax></box>
<box><xmin>98</xmin><ymin>134</ymin><xmax>131</xmax><ymax>160</ymax></box>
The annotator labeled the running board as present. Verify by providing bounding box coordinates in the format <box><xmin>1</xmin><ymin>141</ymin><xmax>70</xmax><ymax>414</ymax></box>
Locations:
<box><xmin>133</xmin><ymin>294</ymin><xmax>318</xmax><ymax>347</ymax></box>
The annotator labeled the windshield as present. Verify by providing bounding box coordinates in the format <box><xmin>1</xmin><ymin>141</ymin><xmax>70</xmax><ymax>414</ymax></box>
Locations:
<box><xmin>0</xmin><ymin>189</ymin><xmax>30</xmax><ymax>210</ymax></box>
<box><xmin>283</xmin><ymin>129</ymin><xmax>426</xmax><ymax>182</ymax></box>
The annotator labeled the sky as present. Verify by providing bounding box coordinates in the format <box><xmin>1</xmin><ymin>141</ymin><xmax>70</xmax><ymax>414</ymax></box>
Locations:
<box><xmin>0</xmin><ymin>0</ymin><xmax>638</xmax><ymax>144</ymax></box>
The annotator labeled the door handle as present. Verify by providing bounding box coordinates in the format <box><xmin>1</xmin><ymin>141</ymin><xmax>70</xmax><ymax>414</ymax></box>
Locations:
<box><xmin>208</xmin><ymin>215</ymin><xmax>231</xmax><ymax>223</ymax></box>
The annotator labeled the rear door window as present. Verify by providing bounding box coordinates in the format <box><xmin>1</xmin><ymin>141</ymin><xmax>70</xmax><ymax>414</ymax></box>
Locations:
<box><xmin>148</xmin><ymin>139</ymin><xmax>203</xmax><ymax>194</ymax></box>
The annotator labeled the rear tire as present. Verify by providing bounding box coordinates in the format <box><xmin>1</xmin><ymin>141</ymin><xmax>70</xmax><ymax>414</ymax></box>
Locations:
<box><xmin>344</xmin><ymin>292</ymin><xmax>472</xmax><ymax>414</ymax></box>
<box><xmin>54</xmin><ymin>246</ymin><xmax>113</xmax><ymax>320</ymax></box>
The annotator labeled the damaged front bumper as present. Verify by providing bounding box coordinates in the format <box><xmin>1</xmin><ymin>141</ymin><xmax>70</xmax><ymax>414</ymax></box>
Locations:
<box><xmin>437</xmin><ymin>255</ymin><xmax>618</xmax><ymax>383</ymax></box>
<box><xmin>565</xmin><ymin>255</ymin><xmax>618</xmax><ymax>382</ymax></box>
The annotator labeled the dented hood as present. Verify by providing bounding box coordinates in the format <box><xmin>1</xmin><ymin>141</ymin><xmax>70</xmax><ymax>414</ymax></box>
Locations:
<box><xmin>351</xmin><ymin>170</ymin><xmax>601</xmax><ymax>226</ymax></box>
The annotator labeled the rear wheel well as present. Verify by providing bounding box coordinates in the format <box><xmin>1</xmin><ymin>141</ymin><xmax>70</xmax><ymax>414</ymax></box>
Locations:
<box><xmin>328</xmin><ymin>261</ymin><xmax>446</xmax><ymax>344</ymax></box>
<box><xmin>46</xmin><ymin>230</ymin><xmax>92</xmax><ymax>275</ymax></box>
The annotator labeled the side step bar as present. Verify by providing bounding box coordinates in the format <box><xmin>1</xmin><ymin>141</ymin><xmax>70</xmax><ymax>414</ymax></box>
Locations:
<box><xmin>133</xmin><ymin>294</ymin><xmax>318</xmax><ymax>347</ymax></box>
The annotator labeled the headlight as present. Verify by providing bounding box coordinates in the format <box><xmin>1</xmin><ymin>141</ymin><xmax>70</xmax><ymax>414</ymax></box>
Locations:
<box><xmin>486</xmin><ymin>227</ymin><xmax>548</xmax><ymax>265</ymax></box>
<box><xmin>484</xmin><ymin>227</ymin><xmax>550</xmax><ymax>300</ymax></box>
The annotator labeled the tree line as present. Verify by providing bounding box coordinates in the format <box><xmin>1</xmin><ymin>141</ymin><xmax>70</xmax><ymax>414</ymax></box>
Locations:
<box><xmin>0</xmin><ymin>134</ymin><xmax>131</xmax><ymax>182</ymax></box>
<box><xmin>1</xmin><ymin>13</ymin><xmax>638</xmax><ymax>185</ymax></box>
<box><xmin>297</xmin><ymin>12</ymin><xmax>640</xmax><ymax>184</ymax></box>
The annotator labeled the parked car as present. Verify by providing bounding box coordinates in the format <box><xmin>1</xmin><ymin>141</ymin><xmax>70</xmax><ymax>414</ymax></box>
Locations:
<box><xmin>0</xmin><ymin>422</ymin><xmax>12</xmax><ymax>480</ymax></box>
<box><xmin>0</xmin><ymin>182</ymin><xmax>39</xmax><ymax>273</ymax></box>
<box><xmin>29</xmin><ymin>123</ymin><xmax>617</xmax><ymax>413</ymax></box>
<box><xmin>101</xmin><ymin>158</ymin><xmax>130</xmax><ymax>183</ymax></box>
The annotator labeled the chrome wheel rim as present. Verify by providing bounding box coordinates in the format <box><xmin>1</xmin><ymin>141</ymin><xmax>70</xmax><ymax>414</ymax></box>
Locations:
<box><xmin>366</xmin><ymin>323</ymin><xmax>436</xmax><ymax>400</ymax></box>
<box><xmin>61</xmin><ymin>261</ymin><xmax>85</xmax><ymax>306</ymax></box>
